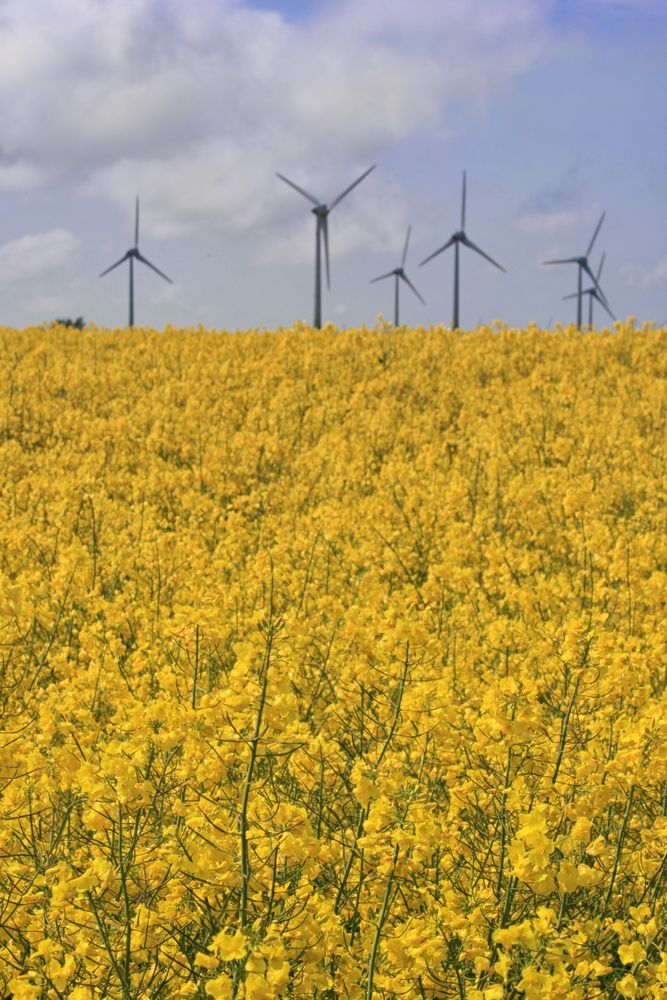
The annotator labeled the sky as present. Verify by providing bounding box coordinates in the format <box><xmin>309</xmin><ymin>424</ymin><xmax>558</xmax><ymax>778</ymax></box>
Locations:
<box><xmin>0</xmin><ymin>0</ymin><xmax>665</xmax><ymax>331</ymax></box>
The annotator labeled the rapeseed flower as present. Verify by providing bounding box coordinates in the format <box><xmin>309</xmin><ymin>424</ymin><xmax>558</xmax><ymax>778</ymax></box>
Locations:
<box><xmin>0</xmin><ymin>322</ymin><xmax>664</xmax><ymax>998</ymax></box>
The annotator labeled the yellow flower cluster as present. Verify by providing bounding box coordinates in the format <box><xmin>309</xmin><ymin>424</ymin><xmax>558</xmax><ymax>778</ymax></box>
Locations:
<box><xmin>0</xmin><ymin>320</ymin><xmax>665</xmax><ymax>999</ymax></box>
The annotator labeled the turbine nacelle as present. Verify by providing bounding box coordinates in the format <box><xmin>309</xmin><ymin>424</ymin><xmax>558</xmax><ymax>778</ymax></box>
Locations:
<box><xmin>312</xmin><ymin>205</ymin><xmax>329</xmax><ymax>219</ymax></box>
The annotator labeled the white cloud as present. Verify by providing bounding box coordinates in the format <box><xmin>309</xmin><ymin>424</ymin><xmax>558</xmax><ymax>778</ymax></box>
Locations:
<box><xmin>0</xmin><ymin>230</ymin><xmax>79</xmax><ymax>283</ymax></box>
<box><xmin>620</xmin><ymin>257</ymin><xmax>667</xmax><ymax>289</ymax></box>
<box><xmin>0</xmin><ymin>0</ymin><xmax>552</xmax><ymax>248</ymax></box>
<box><xmin>0</xmin><ymin>159</ymin><xmax>49</xmax><ymax>191</ymax></box>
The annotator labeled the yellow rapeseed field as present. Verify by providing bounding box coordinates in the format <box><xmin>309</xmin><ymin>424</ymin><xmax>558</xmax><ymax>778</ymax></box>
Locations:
<box><xmin>0</xmin><ymin>322</ymin><xmax>665</xmax><ymax>1000</ymax></box>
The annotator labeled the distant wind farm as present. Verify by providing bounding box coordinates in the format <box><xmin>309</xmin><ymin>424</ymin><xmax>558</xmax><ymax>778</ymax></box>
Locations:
<box><xmin>2</xmin><ymin>163</ymin><xmax>630</xmax><ymax>331</ymax></box>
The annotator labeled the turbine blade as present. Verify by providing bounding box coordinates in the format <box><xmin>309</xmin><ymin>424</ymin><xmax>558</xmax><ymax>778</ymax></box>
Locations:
<box><xmin>461</xmin><ymin>235</ymin><xmax>505</xmax><ymax>271</ymax></box>
<box><xmin>321</xmin><ymin>216</ymin><xmax>331</xmax><ymax>290</ymax></box>
<box><xmin>329</xmin><ymin>164</ymin><xmax>376</xmax><ymax>210</ymax></box>
<box><xmin>586</xmin><ymin>211</ymin><xmax>605</xmax><ymax>257</ymax></box>
<box><xmin>370</xmin><ymin>271</ymin><xmax>394</xmax><ymax>284</ymax></box>
<box><xmin>135</xmin><ymin>196</ymin><xmax>140</xmax><ymax>247</ymax></box>
<box><xmin>543</xmin><ymin>257</ymin><xmax>580</xmax><ymax>265</ymax></box>
<box><xmin>100</xmin><ymin>252</ymin><xmax>130</xmax><ymax>278</ymax></box>
<box><xmin>401</xmin><ymin>225</ymin><xmax>411</xmax><ymax>269</ymax></box>
<box><xmin>597</xmin><ymin>251</ymin><xmax>606</xmax><ymax>281</ymax></box>
<box><xmin>135</xmin><ymin>251</ymin><xmax>173</xmax><ymax>284</ymax></box>
<box><xmin>276</xmin><ymin>172</ymin><xmax>320</xmax><ymax>206</ymax></box>
<box><xmin>594</xmin><ymin>286</ymin><xmax>612</xmax><ymax>311</ymax></box>
<box><xmin>582</xmin><ymin>260</ymin><xmax>606</xmax><ymax>299</ymax></box>
<box><xmin>420</xmin><ymin>236</ymin><xmax>456</xmax><ymax>266</ymax></box>
<box><xmin>400</xmin><ymin>272</ymin><xmax>426</xmax><ymax>305</ymax></box>
<box><xmin>594</xmin><ymin>289</ymin><xmax>616</xmax><ymax>320</ymax></box>
<box><xmin>562</xmin><ymin>290</ymin><xmax>590</xmax><ymax>301</ymax></box>
<box><xmin>461</xmin><ymin>170</ymin><xmax>467</xmax><ymax>231</ymax></box>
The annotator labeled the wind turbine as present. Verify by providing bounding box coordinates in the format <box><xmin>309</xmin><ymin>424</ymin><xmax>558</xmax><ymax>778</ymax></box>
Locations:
<box><xmin>276</xmin><ymin>165</ymin><xmax>376</xmax><ymax>328</ymax></box>
<box><xmin>544</xmin><ymin>212</ymin><xmax>608</xmax><ymax>330</ymax></box>
<box><xmin>419</xmin><ymin>171</ymin><xmax>505</xmax><ymax>330</ymax></box>
<box><xmin>100</xmin><ymin>197</ymin><xmax>173</xmax><ymax>328</ymax></box>
<box><xmin>370</xmin><ymin>226</ymin><xmax>425</xmax><ymax>326</ymax></box>
<box><xmin>563</xmin><ymin>251</ymin><xmax>616</xmax><ymax>327</ymax></box>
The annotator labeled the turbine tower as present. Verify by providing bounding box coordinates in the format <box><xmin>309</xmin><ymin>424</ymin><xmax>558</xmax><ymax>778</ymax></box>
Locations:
<box><xmin>562</xmin><ymin>251</ymin><xmax>616</xmax><ymax>327</ymax></box>
<box><xmin>370</xmin><ymin>225</ymin><xmax>425</xmax><ymax>326</ymax></box>
<box><xmin>544</xmin><ymin>212</ymin><xmax>608</xmax><ymax>330</ymax></box>
<box><xmin>100</xmin><ymin>197</ymin><xmax>173</xmax><ymax>328</ymax></box>
<box><xmin>419</xmin><ymin>171</ymin><xmax>505</xmax><ymax>330</ymax></box>
<box><xmin>276</xmin><ymin>165</ymin><xmax>375</xmax><ymax>328</ymax></box>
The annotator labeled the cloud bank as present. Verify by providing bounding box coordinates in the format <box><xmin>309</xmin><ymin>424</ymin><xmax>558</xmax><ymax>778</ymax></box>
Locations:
<box><xmin>0</xmin><ymin>0</ymin><xmax>552</xmax><ymax>249</ymax></box>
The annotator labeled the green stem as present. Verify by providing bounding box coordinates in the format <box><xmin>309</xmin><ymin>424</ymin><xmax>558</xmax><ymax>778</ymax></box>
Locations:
<box><xmin>552</xmin><ymin>676</ymin><xmax>580</xmax><ymax>785</ymax></box>
<box><xmin>366</xmin><ymin>843</ymin><xmax>399</xmax><ymax>1000</ymax></box>
<box><xmin>239</xmin><ymin>624</ymin><xmax>273</xmax><ymax>929</ymax></box>
<box><xmin>601</xmin><ymin>785</ymin><xmax>634</xmax><ymax>919</ymax></box>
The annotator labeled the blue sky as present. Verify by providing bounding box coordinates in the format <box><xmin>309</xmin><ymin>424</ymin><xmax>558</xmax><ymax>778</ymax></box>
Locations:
<box><xmin>0</xmin><ymin>0</ymin><xmax>665</xmax><ymax>330</ymax></box>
